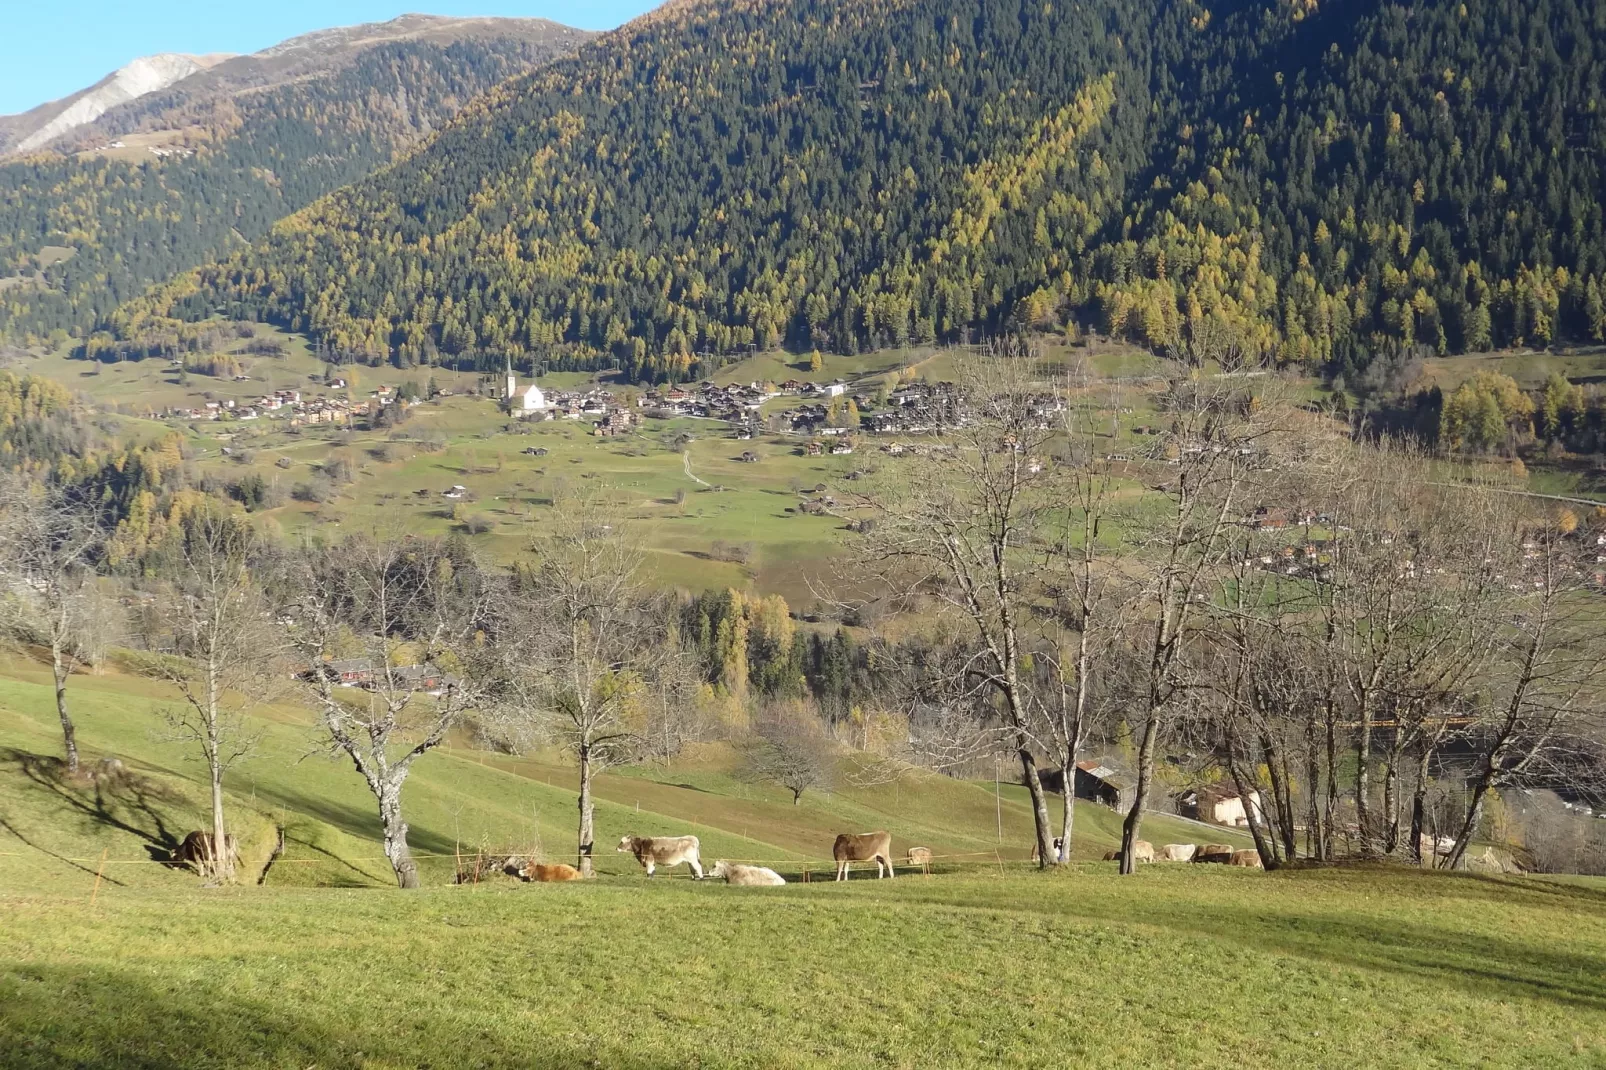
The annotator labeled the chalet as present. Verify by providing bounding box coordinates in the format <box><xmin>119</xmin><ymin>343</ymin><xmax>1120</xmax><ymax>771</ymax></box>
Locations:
<box><xmin>324</xmin><ymin>659</ymin><xmax>373</xmax><ymax>687</ymax></box>
<box><xmin>1175</xmin><ymin>787</ymin><xmax>1264</xmax><ymax>828</ymax></box>
<box><xmin>1038</xmin><ymin>761</ymin><xmax>1130</xmax><ymax>810</ymax></box>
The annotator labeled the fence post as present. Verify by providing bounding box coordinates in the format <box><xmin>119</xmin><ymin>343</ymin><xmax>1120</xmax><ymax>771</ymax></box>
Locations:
<box><xmin>90</xmin><ymin>848</ymin><xmax>108</xmax><ymax>905</ymax></box>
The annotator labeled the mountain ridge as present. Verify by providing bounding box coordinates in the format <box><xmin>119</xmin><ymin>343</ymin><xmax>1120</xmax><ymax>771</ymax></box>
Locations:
<box><xmin>0</xmin><ymin>14</ymin><xmax>593</xmax><ymax>344</ymax></box>
<box><xmin>104</xmin><ymin>0</ymin><xmax>1606</xmax><ymax>383</ymax></box>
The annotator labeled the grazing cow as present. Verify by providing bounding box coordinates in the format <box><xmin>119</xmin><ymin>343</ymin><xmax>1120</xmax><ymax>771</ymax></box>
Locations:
<box><xmin>709</xmin><ymin>860</ymin><xmax>786</xmax><ymax>886</ymax></box>
<box><xmin>1030</xmin><ymin>837</ymin><xmax>1067</xmax><ymax>863</ymax></box>
<box><xmin>1228</xmin><ymin>849</ymin><xmax>1264</xmax><ymax>869</ymax></box>
<box><xmin>617</xmin><ymin>834</ymin><xmax>704</xmax><ymax>878</ymax></box>
<box><xmin>1194</xmin><ymin>844</ymin><xmax>1235</xmax><ymax>864</ymax></box>
<box><xmin>905</xmin><ymin>846</ymin><xmax>933</xmax><ymax>873</ymax></box>
<box><xmin>1101</xmin><ymin>840</ymin><xmax>1154</xmax><ymax>863</ymax></box>
<box><xmin>1158</xmin><ymin>843</ymin><xmax>1197</xmax><ymax>862</ymax></box>
<box><xmin>519</xmin><ymin>861</ymin><xmax>584</xmax><ymax>882</ymax></box>
<box><xmin>833</xmin><ymin>831</ymin><xmax>895</xmax><ymax>880</ymax></box>
<box><xmin>172</xmin><ymin>830</ymin><xmax>238</xmax><ymax>871</ymax></box>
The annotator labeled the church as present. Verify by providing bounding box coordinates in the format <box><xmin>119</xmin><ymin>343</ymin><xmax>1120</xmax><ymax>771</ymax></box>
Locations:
<box><xmin>502</xmin><ymin>358</ymin><xmax>548</xmax><ymax>416</ymax></box>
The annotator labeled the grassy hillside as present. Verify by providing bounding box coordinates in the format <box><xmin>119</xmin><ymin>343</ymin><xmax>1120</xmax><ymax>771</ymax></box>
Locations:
<box><xmin>4</xmin><ymin>660</ymin><xmax>1604</xmax><ymax>1067</ymax></box>
<box><xmin>0</xmin><ymin>652</ymin><xmax>1240</xmax><ymax>896</ymax></box>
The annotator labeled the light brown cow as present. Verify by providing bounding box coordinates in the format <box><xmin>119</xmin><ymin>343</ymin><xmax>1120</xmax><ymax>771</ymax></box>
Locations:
<box><xmin>905</xmin><ymin>846</ymin><xmax>933</xmax><ymax>873</ymax></box>
<box><xmin>833</xmin><ymin>831</ymin><xmax>894</xmax><ymax>880</ymax></box>
<box><xmin>519</xmin><ymin>861</ymin><xmax>584</xmax><ymax>882</ymax></box>
<box><xmin>1157</xmin><ymin>843</ymin><xmax>1197</xmax><ymax>862</ymax></box>
<box><xmin>709</xmin><ymin>860</ymin><xmax>786</xmax><ymax>886</ymax></box>
<box><xmin>1101</xmin><ymin>840</ymin><xmax>1155</xmax><ymax>863</ymax></box>
<box><xmin>1228</xmin><ymin>849</ymin><xmax>1264</xmax><ymax>869</ymax></box>
<box><xmin>617</xmin><ymin>834</ymin><xmax>704</xmax><ymax>878</ymax></box>
<box><xmin>1193</xmin><ymin>843</ymin><xmax>1235</xmax><ymax>864</ymax></box>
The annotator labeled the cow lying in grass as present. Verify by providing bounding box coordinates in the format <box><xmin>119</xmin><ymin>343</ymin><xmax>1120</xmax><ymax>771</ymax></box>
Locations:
<box><xmin>1102</xmin><ymin>840</ymin><xmax>1154</xmax><ymax>863</ymax></box>
<box><xmin>1194</xmin><ymin>844</ymin><xmax>1236</xmax><ymax>864</ymax></box>
<box><xmin>519</xmin><ymin>862</ymin><xmax>583</xmax><ymax>882</ymax></box>
<box><xmin>709</xmin><ymin>860</ymin><xmax>786</xmax><ymax>886</ymax></box>
<box><xmin>833</xmin><ymin>831</ymin><xmax>894</xmax><ymax>880</ymax></box>
<box><xmin>617</xmin><ymin>834</ymin><xmax>704</xmax><ymax>878</ymax></box>
<box><xmin>1157</xmin><ymin>843</ymin><xmax>1197</xmax><ymax>862</ymax></box>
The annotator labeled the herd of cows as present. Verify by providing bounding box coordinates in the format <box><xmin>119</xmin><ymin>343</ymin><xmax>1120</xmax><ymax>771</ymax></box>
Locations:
<box><xmin>496</xmin><ymin>832</ymin><xmax>1263</xmax><ymax>885</ymax></box>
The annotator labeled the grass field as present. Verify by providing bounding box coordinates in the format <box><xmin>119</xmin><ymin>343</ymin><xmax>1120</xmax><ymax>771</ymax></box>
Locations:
<box><xmin>4</xmin><ymin>864</ymin><xmax>1604</xmax><ymax>1067</ymax></box>
<box><xmin>3</xmin><ymin>653</ymin><xmax>1606</xmax><ymax>1065</ymax></box>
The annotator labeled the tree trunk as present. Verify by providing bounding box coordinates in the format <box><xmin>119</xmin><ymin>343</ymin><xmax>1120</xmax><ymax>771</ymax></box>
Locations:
<box><xmin>1120</xmin><ymin>709</ymin><xmax>1160</xmax><ymax>875</ymax></box>
<box><xmin>1304</xmin><ymin>719</ymin><xmax>1324</xmax><ymax>861</ymax></box>
<box><xmin>51</xmin><ymin>636</ymin><xmax>79</xmax><ymax>775</ymax></box>
<box><xmin>1355</xmin><ymin>696</ymin><xmax>1374</xmax><ymax>856</ymax></box>
<box><xmin>1408</xmin><ymin>750</ymin><xmax>1431</xmax><ymax>866</ymax></box>
<box><xmin>205</xmin><ymin>664</ymin><xmax>234</xmax><ymax>883</ymax></box>
<box><xmin>577</xmin><ymin>745</ymin><xmax>596</xmax><ymax>877</ymax></box>
<box><xmin>1017</xmin><ymin>743</ymin><xmax>1053</xmax><ymax>869</ymax></box>
<box><xmin>1058</xmin><ymin>783</ymin><xmax>1075</xmax><ymax>864</ymax></box>
<box><xmin>1381</xmin><ymin>746</ymin><xmax>1401</xmax><ymax>856</ymax></box>
<box><xmin>1323</xmin><ymin>707</ymin><xmax>1340</xmax><ymax>860</ymax></box>
<box><xmin>379</xmin><ymin>783</ymin><xmax>419</xmax><ymax>889</ymax></box>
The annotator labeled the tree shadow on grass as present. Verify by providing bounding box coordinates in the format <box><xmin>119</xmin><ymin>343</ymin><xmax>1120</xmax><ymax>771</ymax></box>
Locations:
<box><xmin>0</xmin><ymin>749</ymin><xmax>189</xmax><ymax>865</ymax></box>
<box><xmin>0</xmin><ymin>963</ymin><xmax>685</xmax><ymax>1069</ymax></box>
<box><xmin>248</xmin><ymin>783</ymin><xmax>460</xmax><ymax>859</ymax></box>
<box><xmin>862</xmin><ymin>870</ymin><xmax>1606</xmax><ymax>1013</ymax></box>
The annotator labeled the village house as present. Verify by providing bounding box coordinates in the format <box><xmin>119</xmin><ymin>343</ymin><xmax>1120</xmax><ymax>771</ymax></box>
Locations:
<box><xmin>1175</xmin><ymin>787</ymin><xmax>1264</xmax><ymax>828</ymax></box>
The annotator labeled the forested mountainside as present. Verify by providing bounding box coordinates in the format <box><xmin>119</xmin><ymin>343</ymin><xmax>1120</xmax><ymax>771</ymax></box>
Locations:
<box><xmin>109</xmin><ymin>0</ymin><xmax>1606</xmax><ymax>382</ymax></box>
<box><xmin>0</xmin><ymin>17</ymin><xmax>589</xmax><ymax>345</ymax></box>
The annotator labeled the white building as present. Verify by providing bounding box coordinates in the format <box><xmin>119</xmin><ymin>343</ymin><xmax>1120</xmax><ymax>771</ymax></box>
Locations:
<box><xmin>503</xmin><ymin>359</ymin><xmax>548</xmax><ymax>415</ymax></box>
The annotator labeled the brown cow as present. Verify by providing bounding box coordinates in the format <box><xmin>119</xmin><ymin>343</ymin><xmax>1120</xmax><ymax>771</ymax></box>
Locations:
<box><xmin>617</xmin><ymin>834</ymin><xmax>704</xmax><ymax>878</ymax></box>
<box><xmin>1228</xmin><ymin>849</ymin><xmax>1264</xmax><ymax>869</ymax></box>
<box><xmin>172</xmin><ymin>830</ymin><xmax>238</xmax><ymax>872</ymax></box>
<box><xmin>1194</xmin><ymin>843</ymin><xmax>1235</xmax><ymax>864</ymax></box>
<box><xmin>833</xmin><ymin>831</ymin><xmax>894</xmax><ymax>880</ymax></box>
<box><xmin>1100</xmin><ymin>840</ymin><xmax>1154</xmax><ymax>863</ymax></box>
<box><xmin>905</xmin><ymin>846</ymin><xmax>933</xmax><ymax>873</ymax></box>
<box><xmin>519</xmin><ymin>861</ymin><xmax>584</xmax><ymax>882</ymax></box>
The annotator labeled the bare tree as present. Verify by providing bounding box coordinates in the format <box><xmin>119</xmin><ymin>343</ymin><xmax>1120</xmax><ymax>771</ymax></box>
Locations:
<box><xmin>0</xmin><ymin>476</ymin><xmax>105</xmax><ymax>775</ymax></box>
<box><xmin>844</xmin><ymin>360</ymin><xmax>1063</xmax><ymax>866</ymax></box>
<box><xmin>739</xmin><ymin>702</ymin><xmax>836</xmax><ymax>804</ymax></box>
<box><xmin>279</xmin><ymin>534</ymin><xmax>490</xmax><ymax>888</ymax></box>
<box><xmin>1445</xmin><ymin>521</ymin><xmax>1606</xmax><ymax>868</ymax></box>
<box><xmin>143</xmin><ymin>504</ymin><xmax>273</xmax><ymax>882</ymax></box>
<box><xmin>1116</xmin><ymin>376</ymin><xmax>1282</xmax><ymax>874</ymax></box>
<box><xmin>491</xmin><ymin>494</ymin><xmax>665</xmax><ymax>876</ymax></box>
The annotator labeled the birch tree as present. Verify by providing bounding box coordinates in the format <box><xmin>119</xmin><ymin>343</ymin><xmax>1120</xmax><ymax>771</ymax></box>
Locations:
<box><xmin>0</xmin><ymin>476</ymin><xmax>105</xmax><ymax>775</ymax></box>
<box><xmin>145</xmin><ymin>504</ymin><xmax>272</xmax><ymax>882</ymax></box>
<box><xmin>845</xmin><ymin>360</ymin><xmax>1063</xmax><ymax>866</ymax></box>
<box><xmin>491</xmin><ymin>496</ymin><xmax>665</xmax><ymax>876</ymax></box>
<box><xmin>279</xmin><ymin>534</ymin><xmax>490</xmax><ymax>888</ymax></box>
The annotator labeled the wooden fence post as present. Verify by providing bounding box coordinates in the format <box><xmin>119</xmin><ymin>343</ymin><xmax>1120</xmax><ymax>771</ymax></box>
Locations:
<box><xmin>90</xmin><ymin>848</ymin><xmax>108</xmax><ymax>905</ymax></box>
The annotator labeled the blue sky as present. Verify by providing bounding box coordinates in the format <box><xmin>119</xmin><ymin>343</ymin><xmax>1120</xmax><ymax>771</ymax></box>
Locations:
<box><xmin>0</xmin><ymin>2</ymin><xmax>658</xmax><ymax>115</ymax></box>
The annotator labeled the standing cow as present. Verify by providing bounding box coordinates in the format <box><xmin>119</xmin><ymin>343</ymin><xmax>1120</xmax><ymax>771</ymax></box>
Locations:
<box><xmin>905</xmin><ymin>846</ymin><xmax>933</xmax><ymax>874</ymax></box>
<box><xmin>617</xmin><ymin>834</ymin><xmax>704</xmax><ymax>878</ymax></box>
<box><xmin>833</xmin><ymin>831</ymin><xmax>895</xmax><ymax>880</ymax></box>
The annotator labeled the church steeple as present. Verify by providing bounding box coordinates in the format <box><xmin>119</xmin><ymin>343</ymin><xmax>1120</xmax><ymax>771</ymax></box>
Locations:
<box><xmin>504</xmin><ymin>356</ymin><xmax>517</xmax><ymax>405</ymax></box>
